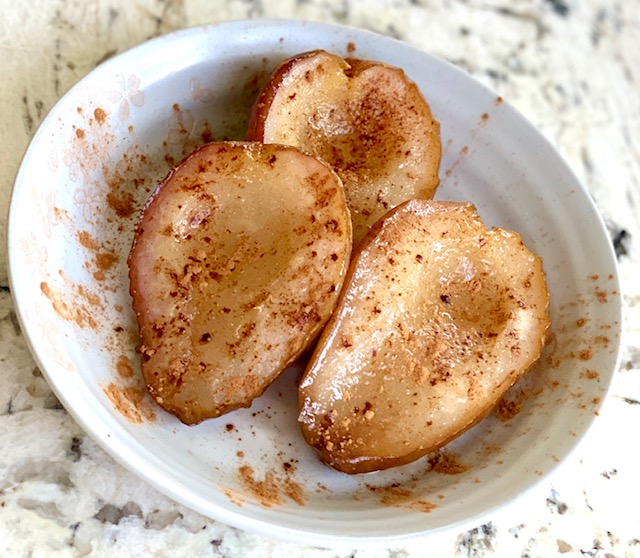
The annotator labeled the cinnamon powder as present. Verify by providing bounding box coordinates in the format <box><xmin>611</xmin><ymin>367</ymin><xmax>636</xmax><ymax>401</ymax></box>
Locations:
<box><xmin>102</xmin><ymin>383</ymin><xmax>156</xmax><ymax>424</ymax></box>
<box><xmin>428</xmin><ymin>450</ymin><xmax>469</xmax><ymax>474</ymax></box>
<box><xmin>238</xmin><ymin>465</ymin><xmax>283</xmax><ymax>508</ymax></box>
<box><xmin>236</xmin><ymin>462</ymin><xmax>306</xmax><ymax>508</ymax></box>
<box><xmin>367</xmin><ymin>484</ymin><xmax>437</xmax><ymax>512</ymax></box>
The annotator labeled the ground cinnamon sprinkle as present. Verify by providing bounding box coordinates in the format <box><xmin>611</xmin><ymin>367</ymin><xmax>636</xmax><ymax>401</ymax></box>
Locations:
<box><xmin>282</xmin><ymin>480</ymin><xmax>305</xmax><ymax>506</ymax></box>
<box><xmin>40</xmin><ymin>281</ymin><xmax>98</xmax><ymax>330</ymax></box>
<box><xmin>78</xmin><ymin>230</ymin><xmax>120</xmax><ymax>279</ymax></box>
<box><xmin>237</xmin><ymin>461</ymin><xmax>306</xmax><ymax>508</ymax></box>
<box><xmin>95</xmin><ymin>251</ymin><xmax>119</xmax><ymax>271</ymax></box>
<box><xmin>116</xmin><ymin>354</ymin><xmax>134</xmax><ymax>379</ymax></box>
<box><xmin>495</xmin><ymin>389</ymin><xmax>528</xmax><ymax>421</ymax></box>
<box><xmin>103</xmin><ymin>383</ymin><xmax>156</xmax><ymax>423</ymax></box>
<box><xmin>106</xmin><ymin>191</ymin><xmax>137</xmax><ymax>218</ymax></box>
<box><xmin>495</xmin><ymin>397</ymin><xmax>521</xmax><ymax>421</ymax></box>
<box><xmin>577</xmin><ymin>348</ymin><xmax>593</xmax><ymax>361</ymax></box>
<box><xmin>77</xmin><ymin>284</ymin><xmax>101</xmax><ymax>307</ymax></box>
<box><xmin>238</xmin><ymin>465</ymin><xmax>283</xmax><ymax>508</ymax></box>
<box><xmin>78</xmin><ymin>230</ymin><xmax>99</xmax><ymax>251</ymax></box>
<box><xmin>367</xmin><ymin>484</ymin><xmax>437</xmax><ymax>512</ymax></box>
<box><xmin>580</xmin><ymin>369</ymin><xmax>600</xmax><ymax>380</ymax></box>
<box><xmin>224</xmin><ymin>489</ymin><xmax>244</xmax><ymax>508</ymax></box>
<box><xmin>483</xmin><ymin>443</ymin><xmax>503</xmax><ymax>455</ymax></box>
<box><xmin>94</xmin><ymin>107</ymin><xmax>107</xmax><ymax>124</ymax></box>
<box><xmin>428</xmin><ymin>450</ymin><xmax>468</xmax><ymax>474</ymax></box>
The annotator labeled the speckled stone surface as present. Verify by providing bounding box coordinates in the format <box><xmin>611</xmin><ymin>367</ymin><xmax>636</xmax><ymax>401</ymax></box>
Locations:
<box><xmin>1</xmin><ymin>0</ymin><xmax>639</xmax><ymax>556</ymax></box>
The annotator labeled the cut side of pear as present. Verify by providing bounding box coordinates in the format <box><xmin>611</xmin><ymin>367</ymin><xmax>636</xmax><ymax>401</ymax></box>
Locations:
<box><xmin>299</xmin><ymin>199</ymin><xmax>550</xmax><ymax>474</ymax></box>
<box><xmin>247</xmin><ymin>50</ymin><xmax>441</xmax><ymax>245</ymax></box>
<box><xmin>129</xmin><ymin>141</ymin><xmax>352</xmax><ymax>425</ymax></box>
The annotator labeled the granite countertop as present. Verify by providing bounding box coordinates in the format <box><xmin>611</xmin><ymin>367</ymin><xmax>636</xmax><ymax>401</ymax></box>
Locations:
<box><xmin>1</xmin><ymin>0</ymin><xmax>639</xmax><ymax>556</ymax></box>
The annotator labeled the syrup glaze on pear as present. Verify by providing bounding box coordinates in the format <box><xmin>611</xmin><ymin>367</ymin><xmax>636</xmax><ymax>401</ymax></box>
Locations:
<box><xmin>248</xmin><ymin>50</ymin><xmax>441</xmax><ymax>244</ymax></box>
<box><xmin>299</xmin><ymin>200</ymin><xmax>550</xmax><ymax>474</ymax></box>
<box><xmin>129</xmin><ymin>141</ymin><xmax>352</xmax><ymax>425</ymax></box>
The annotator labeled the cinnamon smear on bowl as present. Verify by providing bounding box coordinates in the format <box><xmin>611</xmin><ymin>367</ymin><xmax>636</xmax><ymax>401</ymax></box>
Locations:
<box><xmin>238</xmin><ymin>465</ymin><xmax>283</xmax><ymax>508</ymax></box>
<box><xmin>116</xmin><ymin>354</ymin><xmax>134</xmax><ymax>379</ymax></box>
<box><xmin>364</xmin><ymin>449</ymin><xmax>465</xmax><ymax>511</ymax></box>
<box><xmin>102</xmin><ymin>383</ymin><xmax>156</xmax><ymax>424</ymax></box>
<box><xmin>94</xmin><ymin>107</ymin><xmax>107</xmax><ymax>125</ymax></box>
<box><xmin>367</xmin><ymin>484</ymin><xmax>438</xmax><ymax>513</ymax></box>
<box><xmin>427</xmin><ymin>449</ymin><xmax>469</xmax><ymax>475</ymax></box>
<box><xmin>491</xmin><ymin>272</ymin><xmax>619</xmax><ymax>421</ymax></box>
<box><xmin>235</xmin><ymin>460</ymin><xmax>306</xmax><ymax>508</ymax></box>
<box><xmin>77</xmin><ymin>229</ymin><xmax>120</xmax><ymax>283</ymax></box>
<box><xmin>494</xmin><ymin>389</ymin><xmax>528</xmax><ymax>422</ymax></box>
<box><xmin>40</xmin><ymin>277</ymin><xmax>102</xmax><ymax>330</ymax></box>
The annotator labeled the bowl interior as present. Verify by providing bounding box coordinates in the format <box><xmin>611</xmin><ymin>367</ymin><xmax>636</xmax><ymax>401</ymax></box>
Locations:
<box><xmin>8</xmin><ymin>20</ymin><xmax>622</xmax><ymax>545</ymax></box>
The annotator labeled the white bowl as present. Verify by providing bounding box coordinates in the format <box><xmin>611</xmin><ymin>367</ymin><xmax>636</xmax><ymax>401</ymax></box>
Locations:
<box><xmin>8</xmin><ymin>19</ymin><xmax>622</xmax><ymax>546</ymax></box>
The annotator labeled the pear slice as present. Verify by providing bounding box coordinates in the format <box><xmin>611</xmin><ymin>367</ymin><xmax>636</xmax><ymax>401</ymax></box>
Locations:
<box><xmin>299</xmin><ymin>199</ymin><xmax>550</xmax><ymax>474</ymax></box>
<box><xmin>247</xmin><ymin>50</ymin><xmax>441</xmax><ymax>245</ymax></box>
<box><xmin>129</xmin><ymin>142</ymin><xmax>352</xmax><ymax>425</ymax></box>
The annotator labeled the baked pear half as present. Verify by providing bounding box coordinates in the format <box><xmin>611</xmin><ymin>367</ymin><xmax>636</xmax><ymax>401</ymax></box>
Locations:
<box><xmin>247</xmin><ymin>50</ymin><xmax>441</xmax><ymax>244</ymax></box>
<box><xmin>299</xmin><ymin>199</ymin><xmax>550</xmax><ymax>474</ymax></box>
<box><xmin>129</xmin><ymin>142</ymin><xmax>352</xmax><ymax>425</ymax></box>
